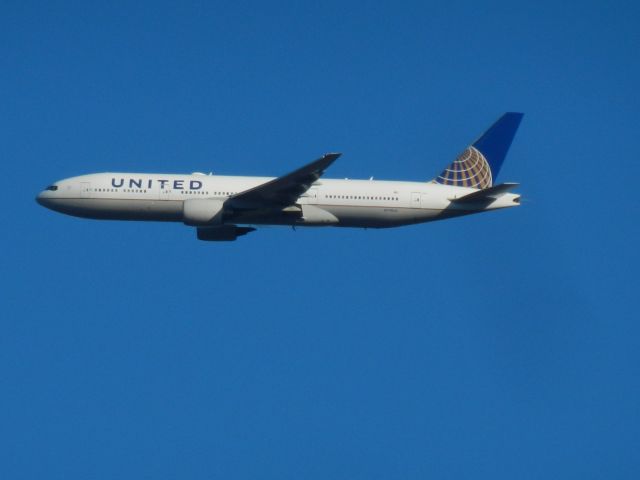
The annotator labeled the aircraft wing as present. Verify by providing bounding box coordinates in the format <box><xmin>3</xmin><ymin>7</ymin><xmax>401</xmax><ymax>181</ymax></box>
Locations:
<box><xmin>227</xmin><ymin>153</ymin><xmax>341</xmax><ymax>209</ymax></box>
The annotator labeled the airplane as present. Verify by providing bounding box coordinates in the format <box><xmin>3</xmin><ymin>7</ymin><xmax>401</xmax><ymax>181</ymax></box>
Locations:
<box><xmin>36</xmin><ymin>112</ymin><xmax>524</xmax><ymax>241</ymax></box>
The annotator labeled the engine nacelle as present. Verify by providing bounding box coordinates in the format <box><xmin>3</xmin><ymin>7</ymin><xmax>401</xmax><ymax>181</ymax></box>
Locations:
<box><xmin>183</xmin><ymin>199</ymin><xmax>225</xmax><ymax>226</ymax></box>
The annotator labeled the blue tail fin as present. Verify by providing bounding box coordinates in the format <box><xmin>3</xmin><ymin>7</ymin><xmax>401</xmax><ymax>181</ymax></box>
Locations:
<box><xmin>434</xmin><ymin>112</ymin><xmax>523</xmax><ymax>189</ymax></box>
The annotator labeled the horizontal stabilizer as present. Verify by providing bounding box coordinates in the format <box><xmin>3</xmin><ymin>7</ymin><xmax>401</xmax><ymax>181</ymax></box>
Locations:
<box><xmin>450</xmin><ymin>183</ymin><xmax>519</xmax><ymax>203</ymax></box>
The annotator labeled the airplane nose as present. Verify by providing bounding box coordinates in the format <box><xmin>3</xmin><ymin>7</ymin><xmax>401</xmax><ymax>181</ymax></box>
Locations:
<box><xmin>36</xmin><ymin>191</ymin><xmax>48</xmax><ymax>207</ymax></box>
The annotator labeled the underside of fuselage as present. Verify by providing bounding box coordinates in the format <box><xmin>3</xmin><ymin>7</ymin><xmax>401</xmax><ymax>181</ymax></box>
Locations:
<box><xmin>37</xmin><ymin>198</ymin><xmax>184</xmax><ymax>222</ymax></box>
<box><xmin>37</xmin><ymin>196</ymin><xmax>476</xmax><ymax>228</ymax></box>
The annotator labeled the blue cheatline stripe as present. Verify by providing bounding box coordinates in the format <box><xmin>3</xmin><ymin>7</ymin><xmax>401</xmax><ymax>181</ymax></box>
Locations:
<box><xmin>472</xmin><ymin>112</ymin><xmax>524</xmax><ymax>181</ymax></box>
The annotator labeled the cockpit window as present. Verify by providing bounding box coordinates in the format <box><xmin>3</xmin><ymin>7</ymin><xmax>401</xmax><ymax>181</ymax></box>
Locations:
<box><xmin>45</xmin><ymin>185</ymin><xmax>58</xmax><ymax>191</ymax></box>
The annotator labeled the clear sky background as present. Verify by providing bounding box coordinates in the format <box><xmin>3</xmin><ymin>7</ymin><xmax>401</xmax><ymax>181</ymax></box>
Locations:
<box><xmin>2</xmin><ymin>1</ymin><xmax>639</xmax><ymax>478</ymax></box>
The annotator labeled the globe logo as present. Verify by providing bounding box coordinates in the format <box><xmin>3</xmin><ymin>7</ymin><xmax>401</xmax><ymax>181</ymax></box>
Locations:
<box><xmin>435</xmin><ymin>146</ymin><xmax>492</xmax><ymax>189</ymax></box>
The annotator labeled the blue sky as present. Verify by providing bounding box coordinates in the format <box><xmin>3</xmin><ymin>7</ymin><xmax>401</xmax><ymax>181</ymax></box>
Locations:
<box><xmin>2</xmin><ymin>1</ymin><xmax>639</xmax><ymax>478</ymax></box>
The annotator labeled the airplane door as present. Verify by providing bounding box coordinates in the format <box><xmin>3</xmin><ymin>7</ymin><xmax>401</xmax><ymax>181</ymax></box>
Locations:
<box><xmin>305</xmin><ymin>187</ymin><xmax>318</xmax><ymax>204</ymax></box>
<box><xmin>159</xmin><ymin>187</ymin><xmax>172</xmax><ymax>201</ymax></box>
<box><xmin>80</xmin><ymin>182</ymin><xmax>91</xmax><ymax>198</ymax></box>
<box><xmin>411</xmin><ymin>192</ymin><xmax>421</xmax><ymax>208</ymax></box>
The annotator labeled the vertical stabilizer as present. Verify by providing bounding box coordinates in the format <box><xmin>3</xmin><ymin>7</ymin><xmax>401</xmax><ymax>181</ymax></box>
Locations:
<box><xmin>434</xmin><ymin>112</ymin><xmax>523</xmax><ymax>189</ymax></box>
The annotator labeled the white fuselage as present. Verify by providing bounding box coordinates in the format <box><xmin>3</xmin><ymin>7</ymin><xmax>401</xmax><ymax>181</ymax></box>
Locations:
<box><xmin>36</xmin><ymin>172</ymin><xmax>520</xmax><ymax>228</ymax></box>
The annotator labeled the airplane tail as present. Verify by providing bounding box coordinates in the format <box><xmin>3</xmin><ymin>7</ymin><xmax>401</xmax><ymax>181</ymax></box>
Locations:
<box><xmin>433</xmin><ymin>112</ymin><xmax>523</xmax><ymax>189</ymax></box>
